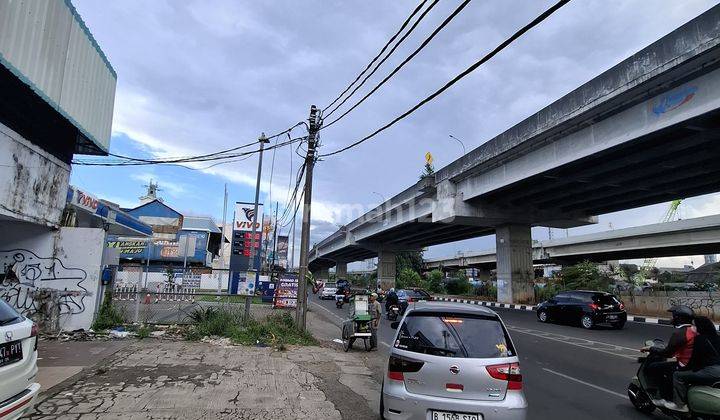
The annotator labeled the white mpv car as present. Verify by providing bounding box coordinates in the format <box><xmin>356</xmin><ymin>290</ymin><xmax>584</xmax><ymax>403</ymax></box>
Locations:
<box><xmin>0</xmin><ymin>300</ymin><xmax>40</xmax><ymax>419</ymax></box>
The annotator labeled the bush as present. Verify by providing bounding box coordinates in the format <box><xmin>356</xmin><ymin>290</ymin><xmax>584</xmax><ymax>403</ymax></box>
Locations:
<box><xmin>92</xmin><ymin>292</ymin><xmax>126</xmax><ymax>331</ymax></box>
<box><xmin>445</xmin><ymin>278</ymin><xmax>472</xmax><ymax>295</ymax></box>
<box><xmin>185</xmin><ymin>307</ymin><xmax>316</xmax><ymax>348</ymax></box>
<box><xmin>137</xmin><ymin>325</ymin><xmax>151</xmax><ymax>339</ymax></box>
<box><xmin>396</xmin><ymin>268</ymin><xmax>423</xmax><ymax>289</ymax></box>
<box><xmin>426</xmin><ymin>270</ymin><xmax>445</xmax><ymax>294</ymax></box>
<box><xmin>474</xmin><ymin>283</ymin><xmax>497</xmax><ymax>300</ymax></box>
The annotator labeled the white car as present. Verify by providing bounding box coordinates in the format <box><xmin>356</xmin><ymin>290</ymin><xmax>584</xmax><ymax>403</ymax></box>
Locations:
<box><xmin>320</xmin><ymin>282</ymin><xmax>338</xmax><ymax>299</ymax></box>
<box><xmin>0</xmin><ymin>300</ymin><xmax>40</xmax><ymax>419</ymax></box>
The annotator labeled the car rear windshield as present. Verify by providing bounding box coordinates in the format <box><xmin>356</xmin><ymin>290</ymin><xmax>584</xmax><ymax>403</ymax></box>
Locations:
<box><xmin>0</xmin><ymin>300</ymin><xmax>21</xmax><ymax>325</ymax></box>
<box><xmin>396</xmin><ymin>312</ymin><xmax>515</xmax><ymax>358</ymax></box>
<box><xmin>593</xmin><ymin>294</ymin><xmax>620</xmax><ymax>305</ymax></box>
<box><xmin>325</xmin><ymin>283</ymin><xmax>336</xmax><ymax>288</ymax></box>
<box><xmin>401</xmin><ymin>290</ymin><xmax>429</xmax><ymax>299</ymax></box>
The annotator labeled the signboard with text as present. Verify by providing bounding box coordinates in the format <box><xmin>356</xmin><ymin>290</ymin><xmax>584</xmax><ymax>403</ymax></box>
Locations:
<box><xmin>229</xmin><ymin>202</ymin><xmax>264</xmax><ymax>272</ymax></box>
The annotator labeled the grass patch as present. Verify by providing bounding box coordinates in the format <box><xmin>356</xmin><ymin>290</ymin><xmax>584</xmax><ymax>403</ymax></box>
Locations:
<box><xmin>136</xmin><ymin>325</ymin><xmax>152</xmax><ymax>339</ymax></box>
<box><xmin>195</xmin><ymin>295</ymin><xmax>267</xmax><ymax>304</ymax></box>
<box><xmin>185</xmin><ymin>307</ymin><xmax>315</xmax><ymax>348</ymax></box>
<box><xmin>92</xmin><ymin>293</ymin><xmax>127</xmax><ymax>331</ymax></box>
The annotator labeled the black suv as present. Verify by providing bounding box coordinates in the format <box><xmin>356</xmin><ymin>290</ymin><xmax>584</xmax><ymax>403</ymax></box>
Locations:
<box><xmin>536</xmin><ymin>290</ymin><xmax>627</xmax><ymax>329</ymax></box>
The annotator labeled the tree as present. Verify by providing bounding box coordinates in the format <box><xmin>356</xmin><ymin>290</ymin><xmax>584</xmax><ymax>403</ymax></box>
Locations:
<box><xmin>396</xmin><ymin>268</ymin><xmax>423</xmax><ymax>289</ymax></box>
<box><xmin>396</xmin><ymin>251</ymin><xmax>424</xmax><ymax>276</ymax></box>
<box><xmin>426</xmin><ymin>269</ymin><xmax>445</xmax><ymax>293</ymax></box>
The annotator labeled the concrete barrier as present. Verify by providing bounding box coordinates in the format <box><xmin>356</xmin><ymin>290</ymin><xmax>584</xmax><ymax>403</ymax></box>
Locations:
<box><xmin>620</xmin><ymin>291</ymin><xmax>720</xmax><ymax>322</ymax></box>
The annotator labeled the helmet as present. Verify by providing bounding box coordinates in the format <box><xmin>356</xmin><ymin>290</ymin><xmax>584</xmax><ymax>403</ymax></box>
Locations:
<box><xmin>389</xmin><ymin>288</ymin><xmax>395</xmax><ymax>293</ymax></box>
<box><xmin>371</xmin><ymin>293</ymin><xmax>378</xmax><ymax>298</ymax></box>
<box><xmin>668</xmin><ymin>305</ymin><xmax>694</xmax><ymax>326</ymax></box>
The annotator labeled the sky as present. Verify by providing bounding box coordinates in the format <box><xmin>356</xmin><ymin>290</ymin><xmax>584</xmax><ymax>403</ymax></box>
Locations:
<box><xmin>71</xmin><ymin>0</ymin><xmax>720</xmax><ymax>269</ymax></box>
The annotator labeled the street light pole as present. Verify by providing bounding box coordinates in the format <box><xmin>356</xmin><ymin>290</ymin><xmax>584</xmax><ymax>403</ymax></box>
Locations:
<box><xmin>448</xmin><ymin>134</ymin><xmax>466</xmax><ymax>155</ymax></box>
<box><xmin>246</xmin><ymin>133</ymin><xmax>269</xmax><ymax>318</ymax></box>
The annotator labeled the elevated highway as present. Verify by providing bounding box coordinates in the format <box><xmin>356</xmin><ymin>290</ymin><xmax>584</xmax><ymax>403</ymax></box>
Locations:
<box><xmin>425</xmin><ymin>214</ymin><xmax>720</xmax><ymax>270</ymax></box>
<box><xmin>310</xmin><ymin>6</ymin><xmax>720</xmax><ymax>303</ymax></box>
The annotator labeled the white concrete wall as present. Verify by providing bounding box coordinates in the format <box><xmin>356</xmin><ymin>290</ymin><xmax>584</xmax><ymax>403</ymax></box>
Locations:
<box><xmin>0</xmin><ymin>122</ymin><xmax>70</xmax><ymax>227</ymax></box>
<box><xmin>0</xmin><ymin>224</ymin><xmax>104</xmax><ymax>331</ymax></box>
<box><xmin>115</xmin><ymin>271</ymin><xmax>228</xmax><ymax>292</ymax></box>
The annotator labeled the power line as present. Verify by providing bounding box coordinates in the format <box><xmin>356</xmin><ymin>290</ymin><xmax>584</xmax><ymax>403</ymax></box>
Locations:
<box><xmin>322</xmin><ymin>0</ymin><xmax>465</xmax><ymax>128</ymax></box>
<box><xmin>320</xmin><ymin>0</ymin><xmax>571</xmax><ymax>157</ymax></box>
<box><xmin>75</xmin><ymin>123</ymin><xmax>305</xmax><ymax>166</ymax></box>
<box><xmin>73</xmin><ymin>135</ymin><xmax>307</xmax><ymax>166</ymax></box>
<box><xmin>323</xmin><ymin>0</ymin><xmax>430</xmax><ymax>113</ymax></box>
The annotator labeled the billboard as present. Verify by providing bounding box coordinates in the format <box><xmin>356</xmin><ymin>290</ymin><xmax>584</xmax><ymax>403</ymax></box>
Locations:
<box><xmin>229</xmin><ymin>202</ymin><xmax>264</xmax><ymax>292</ymax></box>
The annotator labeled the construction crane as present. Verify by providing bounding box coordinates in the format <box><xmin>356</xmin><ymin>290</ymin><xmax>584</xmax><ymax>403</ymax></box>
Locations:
<box><xmin>636</xmin><ymin>199</ymin><xmax>682</xmax><ymax>282</ymax></box>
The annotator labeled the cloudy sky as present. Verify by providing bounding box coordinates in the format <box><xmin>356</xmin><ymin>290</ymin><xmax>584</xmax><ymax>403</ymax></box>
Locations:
<box><xmin>71</xmin><ymin>0</ymin><xmax>720</xmax><ymax>269</ymax></box>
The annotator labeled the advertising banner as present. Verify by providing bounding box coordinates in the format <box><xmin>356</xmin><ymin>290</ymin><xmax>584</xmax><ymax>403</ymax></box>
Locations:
<box><xmin>276</xmin><ymin>235</ymin><xmax>289</xmax><ymax>269</ymax></box>
<box><xmin>273</xmin><ymin>273</ymin><xmax>298</xmax><ymax>308</ymax></box>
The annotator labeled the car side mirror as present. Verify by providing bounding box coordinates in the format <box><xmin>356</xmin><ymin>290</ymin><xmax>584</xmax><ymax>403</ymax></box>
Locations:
<box><xmin>391</xmin><ymin>321</ymin><xmax>400</xmax><ymax>330</ymax></box>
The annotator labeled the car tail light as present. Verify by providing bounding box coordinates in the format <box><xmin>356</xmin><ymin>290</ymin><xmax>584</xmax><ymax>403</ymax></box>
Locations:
<box><xmin>446</xmin><ymin>383</ymin><xmax>464</xmax><ymax>392</ymax></box>
<box><xmin>486</xmin><ymin>362</ymin><xmax>522</xmax><ymax>390</ymax></box>
<box><xmin>407</xmin><ymin>297</ymin><xmax>415</xmax><ymax>303</ymax></box>
<box><xmin>387</xmin><ymin>355</ymin><xmax>424</xmax><ymax>382</ymax></box>
<box><xmin>31</xmin><ymin>323</ymin><xmax>38</xmax><ymax>351</ymax></box>
<box><xmin>619</xmin><ymin>302</ymin><xmax>625</xmax><ymax>310</ymax></box>
<box><xmin>589</xmin><ymin>303</ymin><xmax>599</xmax><ymax>311</ymax></box>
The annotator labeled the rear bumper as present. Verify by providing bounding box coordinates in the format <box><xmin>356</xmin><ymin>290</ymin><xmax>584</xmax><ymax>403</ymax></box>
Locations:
<box><xmin>0</xmin><ymin>383</ymin><xmax>41</xmax><ymax>420</ymax></box>
<box><xmin>594</xmin><ymin>312</ymin><xmax>627</xmax><ymax>324</ymax></box>
<box><xmin>383</xmin><ymin>381</ymin><xmax>527</xmax><ymax>420</ymax></box>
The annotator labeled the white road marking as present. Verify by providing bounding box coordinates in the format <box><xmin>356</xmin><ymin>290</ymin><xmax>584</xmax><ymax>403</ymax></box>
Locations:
<box><xmin>542</xmin><ymin>368</ymin><xmax>628</xmax><ymax>400</ymax></box>
<box><xmin>311</xmin><ymin>301</ymin><xmax>345</xmax><ymax>323</ymax></box>
<box><xmin>506</xmin><ymin>325</ymin><xmax>639</xmax><ymax>360</ymax></box>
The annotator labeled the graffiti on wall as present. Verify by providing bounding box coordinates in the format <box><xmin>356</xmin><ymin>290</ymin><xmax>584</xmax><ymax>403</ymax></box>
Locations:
<box><xmin>668</xmin><ymin>296</ymin><xmax>718</xmax><ymax>312</ymax></box>
<box><xmin>0</xmin><ymin>248</ymin><xmax>90</xmax><ymax>318</ymax></box>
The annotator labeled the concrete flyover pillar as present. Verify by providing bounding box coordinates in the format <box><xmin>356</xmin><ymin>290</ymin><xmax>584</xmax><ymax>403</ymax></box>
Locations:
<box><xmin>335</xmin><ymin>261</ymin><xmax>348</xmax><ymax>279</ymax></box>
<box><xmin>313</xmin><ymin>267</ymin><xmax>330</xmax><ymax>281</ymax></box>
<box><xmin>377</xmin><ymin>250</ymin><xmax>396</xmax><ymax>291</ymax></box>
<box><xmin>495</xmin><ymin>224</ymin><xmax>534</xmax><ymax>304</ymax></box>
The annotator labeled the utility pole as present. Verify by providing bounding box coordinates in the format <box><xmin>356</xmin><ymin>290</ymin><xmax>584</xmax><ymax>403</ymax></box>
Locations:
<box><xmin>246</xmin><ymin>133</ymin><xmax>269</xmax><ymax>318</ymax></box>
<box><xmin>218</xmin><ymin>183</ymin><xmax>228</xmax><ymax>293</ymax></box>
<box><xmin>290</xmin><ymin>210</ymin><xmax>297</xmax><ymax>271</ymax></box>
<box><xmin>296</xmin><ymin>105</ymin><xmax>320</xmax><ymax>330</ymax></box>
<box><xmin>271</xmin><ymin>201</ymin><xmax>279</xmax><ymax>274</ymax></box>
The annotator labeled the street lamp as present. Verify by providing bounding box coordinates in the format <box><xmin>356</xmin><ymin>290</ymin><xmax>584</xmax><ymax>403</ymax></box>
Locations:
<box><xmin>448</xmin><ymin>134</ymin><xmax>466</xmax><ymax>155</ymax></box>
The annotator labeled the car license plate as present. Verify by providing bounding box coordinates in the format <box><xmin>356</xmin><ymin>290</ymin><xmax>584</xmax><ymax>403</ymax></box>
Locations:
<box><xmin>431</xmin><ymin>410</ymin><xmax>481</xmax><ymax>420</ymax></box>
<box><xmin>0</xmin><ymin>340</ymin><xmax>23</xmax><ymax>367</ymax></box>
<box><xmin>606</xmin><ymin>314</ymin><xmax>618</xmax><ymax>320</ymax></box>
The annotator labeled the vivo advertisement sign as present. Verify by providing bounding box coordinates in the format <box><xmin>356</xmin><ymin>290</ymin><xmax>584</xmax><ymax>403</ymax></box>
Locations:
<box><xmin>229</xmin><ymin>202</ymin><xmax>264</xmax><ymax>294</ymax></box>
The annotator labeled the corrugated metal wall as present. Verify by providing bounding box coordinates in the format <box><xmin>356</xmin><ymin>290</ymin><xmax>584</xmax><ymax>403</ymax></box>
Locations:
<box><xmin>0</xmin><ymin>0</ymin><xmax>116</xmax><ymax>153</ymax></box>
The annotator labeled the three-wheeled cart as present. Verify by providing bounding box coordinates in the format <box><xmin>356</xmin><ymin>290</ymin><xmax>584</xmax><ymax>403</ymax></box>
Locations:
<box><xmin>341</xmin><ymin>294</ymin><xmax>372</xmax><ymax>352</ymax></box>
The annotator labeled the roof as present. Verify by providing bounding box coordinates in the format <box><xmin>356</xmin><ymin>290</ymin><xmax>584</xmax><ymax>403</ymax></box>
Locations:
<box><xmin>125</xmin><ymin>199</ymin><xmax>182</xmax><ymax>218</ymax></box>
<box><xmin>182</xmin><ymin>216</ymin><xmax>221</xmax><ymax>233</ymax></box>
<box><xmin>407</xmin><ymin>301</ymin><xmax>499</xmax><ymax>317</ymax></box>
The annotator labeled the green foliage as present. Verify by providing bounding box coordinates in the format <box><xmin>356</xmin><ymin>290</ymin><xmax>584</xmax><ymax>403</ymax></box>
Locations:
<box><xmin>137</xmin><ymin>325</ymin><xmax>151</xmax><ymax>339</ymax></box>
<box><xmin>534</xmin><ymin>261</ymin><xmax>613</xmax><ymax>302</ymax></box>
<box><xmin>396</xmin><ymin>268</ymin><xmax>423</xmax><ymax>289</ymax></box>
<box><xmin>426</xmin><ymin>270</ymin><xmax>445</xmax><ymax>293</ymax></box>
<box><xmin>396</xmin><ymin>251</ymin><xmax>424</xmax><ymax>276</ymax></box>
<box><xmin>185</xmin><ymin>307</ymin><xmax>316</xmax><ymax>348</ymax></box>
<box><xmin>92</xmin><ymin>292</ymin><xmax>126</xmax><ymax>331</ymax></box>
<box><xmin>474</xmin><ymin>283</ymin><xmax>497</xmax><ymax>300</ymax></box>
<box><xmin>445</xmin><ymin>278</ymin><xmax>472</xmax><ymax>295</ymax></box>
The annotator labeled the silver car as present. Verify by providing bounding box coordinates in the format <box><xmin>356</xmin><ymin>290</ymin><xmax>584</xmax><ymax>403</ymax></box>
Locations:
<box><xmin>381</xmin><ymin>302</ymin><xmax>527</xmax><ymax>420</ymax></box>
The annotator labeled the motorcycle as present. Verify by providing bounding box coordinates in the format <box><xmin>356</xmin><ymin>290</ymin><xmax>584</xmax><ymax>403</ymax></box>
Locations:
<box><xmin>335</xmin><ymin>294</ymin><xmax>345</xmax><ymax>309</ymax></box>
<box><xmin>628</xmin><ymin>339</ymin><xmax>720</xmax><ymax>419</ymax></box>
<box><xmin>386</xmin><ymin>304</ymin><xmax>401</xmax><ymax>321</ymax></box>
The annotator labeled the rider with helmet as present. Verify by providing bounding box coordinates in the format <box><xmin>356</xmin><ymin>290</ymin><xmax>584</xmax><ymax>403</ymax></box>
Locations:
<box><xmin>385</xmin><ymin>288</ymin><xmax>399</xmax><ymax>312</ymax></box>
<box><xmin>642</xmin><ymin>305</ymin><xmax>698</xmax><ymax>404</ymax></box>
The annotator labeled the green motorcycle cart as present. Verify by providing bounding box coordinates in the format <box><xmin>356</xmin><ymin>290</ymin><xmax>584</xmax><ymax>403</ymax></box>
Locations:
<box><xmin>341</xmin><ymin>294</ymin><xmax>373</xmax><ymax>352</ymax></box>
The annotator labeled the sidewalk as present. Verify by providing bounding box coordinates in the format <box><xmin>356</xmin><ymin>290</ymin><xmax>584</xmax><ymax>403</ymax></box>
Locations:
<box><xmin>27</xmin><ymin>337</ymin><xmax>379</xmax><ymax>419</ymax></box>
<box><xmin>36</xmin><ymin>338</ymin><xmax>132</xmax><ymax>393</ymax></box>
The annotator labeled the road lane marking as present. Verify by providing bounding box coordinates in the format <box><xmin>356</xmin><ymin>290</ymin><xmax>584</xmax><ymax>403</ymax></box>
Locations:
<box><xmin>542</xmin><ymin>368</ymin><xmax>628</xmax><ymax>400</ymax></box>
<box><xmin>506</xmin><ymin>325</ymin><xmax>639</xmax><ymax>360</ymax></box>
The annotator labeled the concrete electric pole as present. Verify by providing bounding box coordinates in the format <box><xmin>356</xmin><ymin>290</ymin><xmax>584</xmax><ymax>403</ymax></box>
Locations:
<box><xmin>296</xmin><ymin>105</ymin><xmax>320</xmax><ymax>330</ymax></box>
<box><xmin>246</xmin><ymin>133</ymin><xmax>270</xmax><ymax>318</ymax></box>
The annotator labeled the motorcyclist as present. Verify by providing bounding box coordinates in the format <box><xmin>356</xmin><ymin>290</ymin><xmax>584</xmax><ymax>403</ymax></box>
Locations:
<box><xmin>385</xmin><ymin>288</ymin><xmax>399</xmax><ymax>312</ymax></box>
<box><xmin>642</xmin><ymin>305</ymin><xmax>697</xmax><ymax>404</ymax></box>
<box><xmin>670</xmin><ymin>316</ymin><xmax>720</xmax><ymax>412</ymax></box>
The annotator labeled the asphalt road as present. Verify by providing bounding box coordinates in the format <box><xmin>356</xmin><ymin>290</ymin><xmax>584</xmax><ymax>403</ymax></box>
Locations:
<box><xmin>310</xmin><ymin>294</ymin><xmax>677</xmax><ymax>420</ymax></box>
